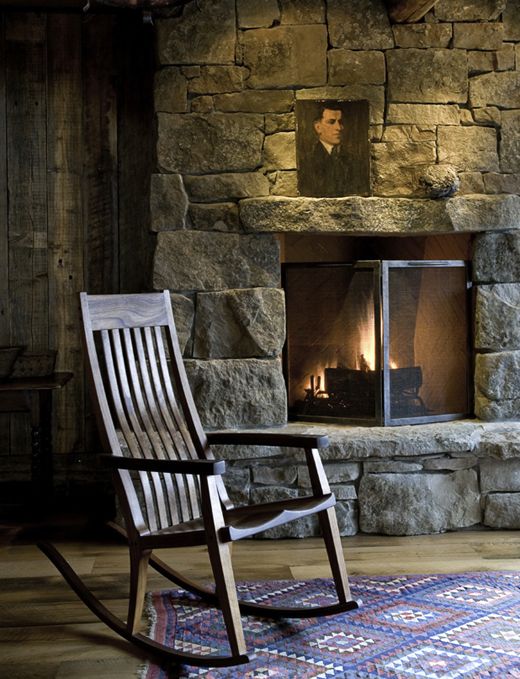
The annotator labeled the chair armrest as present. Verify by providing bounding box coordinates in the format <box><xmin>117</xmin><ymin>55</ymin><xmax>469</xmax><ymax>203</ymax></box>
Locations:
<box><xmin>206</xmin><ymin>431</ymin><xmax>329</xmax><ymax>449</ymax></box>
<box><xmin>102</xmin><ymin>455</ymin><xmax>226</xmax><ymax>476</ymax></box>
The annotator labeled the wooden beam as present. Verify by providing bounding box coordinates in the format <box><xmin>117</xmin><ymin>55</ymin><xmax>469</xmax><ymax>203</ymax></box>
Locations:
<box><xmin>385</xmin><ymin>0</ymin><xmax>440</xmax><ymax>23</ymax></box>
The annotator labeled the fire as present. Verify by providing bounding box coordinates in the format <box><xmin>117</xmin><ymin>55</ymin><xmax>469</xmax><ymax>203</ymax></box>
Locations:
<box><xmin>356</xmin><ymin>304</ymin><xmax>375</xmax><ymax>371</ymax></box>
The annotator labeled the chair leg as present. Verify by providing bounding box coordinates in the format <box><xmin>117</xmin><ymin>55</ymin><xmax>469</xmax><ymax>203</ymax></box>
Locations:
<box><xmin>201</xmin><ymin>477</ymin><xmax>247</xmax><ymax>658</ymax></box>
<box><xmin>127</xmin><ymin>547</ymin><xmax>151</xmax><ymax>634</ymax></box>
<box><xmin>318</xmin><ymin>506</ymin><xmax>352</xmax><ymax>604</ymax></box>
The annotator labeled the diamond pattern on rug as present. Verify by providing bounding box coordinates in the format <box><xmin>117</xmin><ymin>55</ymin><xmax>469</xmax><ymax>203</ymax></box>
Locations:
<box><xmin>142</xmin><ymin>572</ymin><xmax>520</xmax><ymax>678</ymax></box>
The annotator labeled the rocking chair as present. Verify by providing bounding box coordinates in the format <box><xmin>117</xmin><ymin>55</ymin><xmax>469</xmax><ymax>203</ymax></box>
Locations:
<box><xmin>40</xmin><ymin>291</ymin><xmax>359</xmax><ymax>668</ymax></box>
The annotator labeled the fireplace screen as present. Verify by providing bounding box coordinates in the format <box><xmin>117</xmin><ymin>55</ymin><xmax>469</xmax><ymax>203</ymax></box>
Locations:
<box><xmin>283</xmin><ymin>260</ymin><xmax>471</xmax><ymax>426</ymax></box>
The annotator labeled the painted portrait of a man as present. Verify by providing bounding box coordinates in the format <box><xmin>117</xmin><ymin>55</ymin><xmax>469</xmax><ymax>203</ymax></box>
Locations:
<box><xmin>296</xmin><ymin>99</ymin><xmax>371</xmax><ymax>198</ymax></box>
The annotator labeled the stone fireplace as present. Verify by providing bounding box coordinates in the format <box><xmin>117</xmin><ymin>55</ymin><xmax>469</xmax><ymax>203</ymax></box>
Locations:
<box><xmin>149</xmin><ymin>0</ymin><xmax>520</xmax><ymax>536</ymax></box>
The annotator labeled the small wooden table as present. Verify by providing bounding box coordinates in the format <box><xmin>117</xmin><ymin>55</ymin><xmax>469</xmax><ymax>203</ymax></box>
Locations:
<box><xmin>0</xmin><ymin>372</ymin><xmax>73</xmax><ymax>502</ymax></box>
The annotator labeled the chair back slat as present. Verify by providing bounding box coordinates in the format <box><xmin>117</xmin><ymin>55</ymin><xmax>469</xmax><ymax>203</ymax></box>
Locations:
<box><xmin>120</xmin><ymin>328</ymin><xmax>171</xmax><ymax>530</ymax></box>
<box><xmin>81</xmin><ymin>291</ymin><xmax>209</xmax><ymax>537</ymax></box>
<box><xmin>140</xmin><ymin>326</ymin><xmax>196</xmax><ymax>523</ymax></box>
<box><xmin>132</xmin><ymin>327</ymin><xmax>181</xmax><ymax>525</ymax></box>
<box><xmin>100</xmin><ymin>329</ymin><xmax>160</xmax><ymax>532</ymax></box>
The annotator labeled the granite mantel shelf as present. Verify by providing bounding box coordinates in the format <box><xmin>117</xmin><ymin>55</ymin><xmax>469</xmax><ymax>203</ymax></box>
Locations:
<box><xmin>211</xmin><ymin>420</ymin><xmax>520</xmax><ymax>462</ymax></box>
<box><xmin>239</xmin><ymin>193</ymin><xmax>520</xmax><ymax>235</ymax></box>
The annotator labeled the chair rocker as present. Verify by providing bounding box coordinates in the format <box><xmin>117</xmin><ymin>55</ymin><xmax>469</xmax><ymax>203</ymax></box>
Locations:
<box><xmin>40</xmin><ymin>291</ymin><xmax>359</xmax><ymax>668</ymax></box>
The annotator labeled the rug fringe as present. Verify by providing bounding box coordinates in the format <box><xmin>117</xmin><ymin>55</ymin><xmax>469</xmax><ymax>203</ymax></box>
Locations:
<box><xmin>137</xmin><ymin>592</ymin><xmax>157</xmax><ymax>679</ymax></box>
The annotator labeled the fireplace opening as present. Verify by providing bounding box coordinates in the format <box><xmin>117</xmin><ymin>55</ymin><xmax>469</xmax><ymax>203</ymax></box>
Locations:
<box><xmin>283</xmin><ymin>258</ymin><xmax>472</xmax><ymax>426</ymax></box>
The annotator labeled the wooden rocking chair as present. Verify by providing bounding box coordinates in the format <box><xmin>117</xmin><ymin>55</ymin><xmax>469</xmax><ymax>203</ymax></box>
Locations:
<box><xmin>40</xmin><ymin>291</ymin><xmax>359</xmax><ymax>668</ymax></box>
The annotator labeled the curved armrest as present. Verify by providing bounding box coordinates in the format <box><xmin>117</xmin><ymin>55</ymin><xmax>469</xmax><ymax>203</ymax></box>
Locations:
<box><xmin>207</xmin><ymin>431</ymin><xmax>329</xmax><ymax>449</ymax></box>
<box><xmin>102</xmin><ymin>455</ymin><xmax>226</xmax><ymax>476</ymax></box>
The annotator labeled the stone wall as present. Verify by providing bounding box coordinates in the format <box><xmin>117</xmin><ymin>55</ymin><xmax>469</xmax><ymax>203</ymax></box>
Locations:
<box><xmin>150</xmin><ymin>0</ymin><xmax>520</xmax><ymax>535</ymax></box>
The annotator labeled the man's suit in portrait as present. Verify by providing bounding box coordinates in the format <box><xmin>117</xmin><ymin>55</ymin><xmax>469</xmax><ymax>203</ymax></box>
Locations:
<box><xmin>299</xmin><ymin>142</ymin><xmax>352</xmax><ymax>197</ymax></box>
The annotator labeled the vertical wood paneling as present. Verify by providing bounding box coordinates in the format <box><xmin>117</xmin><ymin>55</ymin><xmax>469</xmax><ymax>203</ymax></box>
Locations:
<box><xmin>0</xmin><ymin>9</ymin><xmax>152</xmax><ymax>485</ymax></box>
<box><xmin>83</xmin><ymin>14</ymin><xmax>119</xmax><ymax>296</ymax></box>
<box><xmin>47</xmin><ymin>13</ymin><xmax>84</xmax><ymax>454</ymax></box>
<box><xmin>0</xmin><ymin>15</ymin><xmax>8</xmax><ymax>345</ymax></box>
<box><xmin>0</xmin><ymin>16</ymin><xmax>10</xmax><ymax>455</ymax></box>
<box><xmin>117</xmin><ymin>15</ymin><xmax>154</xmax><ymax>294</ymax></box>
<box><xmin>6</xmin><ymin>13</ymin><xmax>48</xmax><ymax>457</ymax></box>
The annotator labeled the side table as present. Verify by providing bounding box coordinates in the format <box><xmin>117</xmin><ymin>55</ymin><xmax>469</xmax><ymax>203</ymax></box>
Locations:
<box><xmin>0</xmin><ymin>372</ymin><xmax>73</xmax><ymax>503</ymax></box>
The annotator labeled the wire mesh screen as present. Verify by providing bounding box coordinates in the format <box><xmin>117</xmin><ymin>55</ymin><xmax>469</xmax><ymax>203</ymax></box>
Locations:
<box><xmin>386</xmin><ymin>264</ymin><xmax>470</xmax><ymax>422</ymax></box>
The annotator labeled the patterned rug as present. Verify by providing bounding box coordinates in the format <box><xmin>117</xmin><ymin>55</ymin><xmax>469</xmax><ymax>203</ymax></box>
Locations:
<box><xmin>142</xmin><ymin>571</ymin><xmax>520</xmax><ymax>678</ymax></box>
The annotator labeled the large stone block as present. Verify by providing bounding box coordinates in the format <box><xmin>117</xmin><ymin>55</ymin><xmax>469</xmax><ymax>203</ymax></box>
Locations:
<box><xmin>484</xmin><ymin>493</ymin><xmax>520</xmax><ymax>528</ymax></box>
<box><xmin>154</xmin><ymin>68</ymin><xmax>187</xmax><ymax>113</ymax></box>
<box><xmin>504</xmin><ymin>0</ymin><xmax>520</xmax><ymax>40</ymax></box>
<box><xmin>393</xmin><ymin>24</ymin><xmax>452</xmax><ymax>48</ymax></box>
<box><xmin>438</xmin><ymin>125</ymin><xmax>499</xmax><ymax>172</ymax></box>
<box><xmin>500</xmin><ymin>110</ymin><xmax>520</xmax><ymax>173</ymax></box>
<box><xmin>170</xmin><ymin>293</ymin><xmax>194</xmax><ymax>355</ymax></box>
<box><xmin>483</xmin><ymin>173</ymin><xmax>520</xmax><ymax>195</ymax></box>
<box><xmin>263</xmin><ymin>132</ymin><xmax>296</xmax><ymax>170</ymax></box>
<box><xmin>269</xmin><ymin>170</ymin><xmax>298</xmax><ymax>196</ymax></box>
<box><xmin>435</xmin><ymin>0</ymin><xmax>506</xmax><ymax>21</ymax></box>
<box><xmin>453</xmin><ymin>23</ymin><xmax>504</xmax><ymax>50</ymax></box>
<box><xmin>150</xmin><ymin>173</ymin><xmax>188</xmax><ymax>231</ymax></box>
<box><xmin>153</xmin><ymin>231</ymin><xmax>280</xmax><ymax>291</ymax></box>
<box><xmin>470</xmin><ymin>72</ymin><xmax>520</xmax><ymax>109</ymax></box>
<box><xmin>214</xmin><ymin>90</ymin><xmax>294</xmax><ymax>113</ymax></box>
<box><xmin>265</xmin><ymin>113</ymin><xmax>296</xmax><ymax>134</ymax></box>
<box><xmin>480</xmin><ymin>459</ymin><xmax>520</xmax><ymax>492</ymax></box>
<box><xmin>184</xmin><ymin>358</ymin><xmax>287</xmax><ymax>428</ymax></box>
<box><xmin>279</xmin><ymin>0</ymin><xmax>325</xmax><ymax>24</ymax></box>
<box><xmin>188</xmin><ymin>66</ymin><xmax>247</xmax><ymax>95</ymax></box>
<box><xmin>372</xmin><ymin>141</ymin><xmax>436</xmax><ymax>196</ymax></box>
<box><xmin>237</xmin><ymin>0</ymin><xmax>280</xmax><ymax>28</ymax></box>
<box><xmin>442</xmin><ymin>193</ymin><xmax>516</xmax><ymax>229</ymax></box>
<box><xmin>359</xmin><ymin>470</ymin><xmax>480</xmax><ymax>536</ymax></box>
<box><xmin>188</xmin><ymin>203</ymin><xmax>239</xmax><ymax>232</ymax></box>
<box><xmin>157</xmin><ymin>0</ymin><xmax>236</xmax><ymax>65</ymax></box>
<box><xmin>475</xmin><ymin>284</ymin><xmax>520</xmax><ymax>350</ymax></box>
<box><xmin>328</xmin><ymin>0</ymin><xmax>393</xmax><ymax>49</ymax></box>
<box><xmin>475</xmin><ymin>424</ymin><xmax>520</xmax><ymax>459</ymax></box>
<box><xmin>157</xmin><ymin>113</ymin><xmax>264</xmax><ymax>174</ymax></box>
<box><xmin>387</xmin><ymin>104</ymin><xmax>460</xmax><ymax>126</ymax></box>
<box><xmin>185</xmin><ymin>172</ymin><xmax>270</xmax><ymax>202</ymax></box>
<box><xmin>241</xmin><ymin>25</ymin><xmax>327</xmax><ymax>88</ymax></box>
<box><xmin>328</xmin><ymin>50</ymin><xmax>385</xmax><ymax>86</ymax></box>
<box><xmin>473</xmin><ymin>233</ymin><xmax>520</xmax><ymax>283</ymax></box>
<box><xmin>475</xmin><ymin>351</ymin><xmax>520</xmax><ymax>419</ymax></box>
<box><xmin>193</xmin><ymin>288</ymin><xmax>285</xmax><ymax>358</ymax></box>
<box><xmin>387</xmin><ymin>49</ymin><xmax>467</xmax><ymax>104</ymax></box>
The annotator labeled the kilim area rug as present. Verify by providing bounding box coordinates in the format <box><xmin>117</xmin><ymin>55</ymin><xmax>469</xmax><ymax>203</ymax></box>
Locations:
<box><xmin>142</xmin><ymin>572</ymin><xmax>520</xmax><ymax>678</ymax></box>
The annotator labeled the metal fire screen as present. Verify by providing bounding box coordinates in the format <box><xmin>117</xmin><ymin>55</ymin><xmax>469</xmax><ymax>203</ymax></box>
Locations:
<box><xmin>283</xmin><ymin>260</ymin><xmax>471</xmax><ymax>426</ymax></box>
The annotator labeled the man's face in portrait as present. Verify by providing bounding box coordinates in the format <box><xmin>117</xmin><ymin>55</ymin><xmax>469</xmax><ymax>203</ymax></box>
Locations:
<box><xmin>314</xmin><ymin>108</ymin><xmax>343</xmax><ymax>147</ymax></box>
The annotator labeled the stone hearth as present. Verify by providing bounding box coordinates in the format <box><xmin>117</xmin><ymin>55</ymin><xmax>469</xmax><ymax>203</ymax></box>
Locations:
<box><xmin>149</xmin><ymin>0</ymin><xmax>520</xmax><ymax>536</ymax></box>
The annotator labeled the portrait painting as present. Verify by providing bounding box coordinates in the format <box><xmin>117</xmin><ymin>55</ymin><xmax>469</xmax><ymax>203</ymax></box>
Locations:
<box><xmin>296</xmin><ymin>99</ymin><xmax>371</xmax><ymax>198</ymax></box>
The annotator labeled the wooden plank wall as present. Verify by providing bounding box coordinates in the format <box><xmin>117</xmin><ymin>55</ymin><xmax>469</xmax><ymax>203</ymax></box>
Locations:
<box><xmin>0</xmin><ymin>10</ymin><xmax>154</xmax><ymax>476</ymax></box>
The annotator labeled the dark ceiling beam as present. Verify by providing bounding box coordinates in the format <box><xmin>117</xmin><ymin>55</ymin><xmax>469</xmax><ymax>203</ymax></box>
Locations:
<box><xmin>385</xmin><ymin>0</ymin><xmax>440</xmax><ymax>23</ymax></box>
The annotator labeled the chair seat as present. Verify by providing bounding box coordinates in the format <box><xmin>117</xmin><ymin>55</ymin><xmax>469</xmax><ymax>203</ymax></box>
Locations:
<box><xmin>224</xmin><ymin>493</ymin><xmax>336</xmax><ymax>541</ymax></box>
<box><xmin>140</xmin><ymin>493</ymin><xmax>336</xmax><ymax>548</ymax></box>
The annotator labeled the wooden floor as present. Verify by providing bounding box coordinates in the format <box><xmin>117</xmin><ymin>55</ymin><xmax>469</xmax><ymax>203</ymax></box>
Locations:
<box><xmin>1</xmin><ymin>518</ymin><xmax>519</xmax><ymax>678</ymax></box>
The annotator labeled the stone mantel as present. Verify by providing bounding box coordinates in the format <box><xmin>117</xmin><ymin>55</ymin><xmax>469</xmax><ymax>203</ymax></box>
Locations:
<box><xmin>239</xmin><ymin>194</ymin><xmax>520</xmax><ymax>235</ymax></box>
<box><xmin>212</xmin><ymin>419</ymin><xmax>520</xmax><ymax>462</ymax></box>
